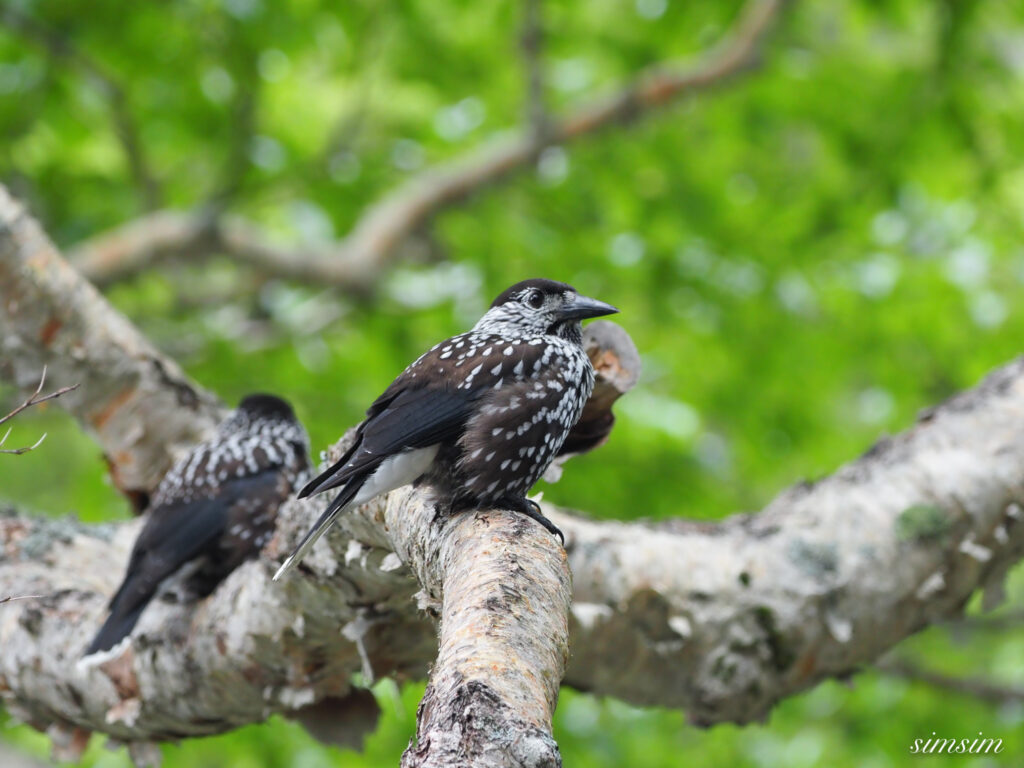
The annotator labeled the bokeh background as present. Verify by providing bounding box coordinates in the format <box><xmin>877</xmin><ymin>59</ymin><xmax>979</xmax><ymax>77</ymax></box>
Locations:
<box><xmin>2</xmin><ymin>0</ymin><xmax>1023</xmax><ymax>765</ymax></box>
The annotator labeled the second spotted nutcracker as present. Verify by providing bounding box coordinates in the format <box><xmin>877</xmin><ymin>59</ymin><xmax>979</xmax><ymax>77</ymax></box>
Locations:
<box><xmin>86</xmin><ymin>394</ymin><xmax>311</xmax><ymax>656</ymax></box>
<box><xmin>275</xmin><ymin>278</ymin><xmax>617</xmax><ymax>580</ymax></box>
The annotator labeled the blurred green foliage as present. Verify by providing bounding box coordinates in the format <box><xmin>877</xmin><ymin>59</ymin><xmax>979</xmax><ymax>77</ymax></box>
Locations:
<box><xmin>1</xmin><ymin>0</ymin><xmax>1023</xmax><ymax>764</ymax></box>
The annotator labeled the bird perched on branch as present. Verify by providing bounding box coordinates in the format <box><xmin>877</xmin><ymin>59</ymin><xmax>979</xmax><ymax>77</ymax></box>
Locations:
<box><xmin>274</xmin><ymin>278</ymin><xmax>617</xmax><ymax>580</ymax></box>
<box><xmin>84</xmin><ymin>394</ymin><xmax>310</xmax><ymax>657</ymax></box>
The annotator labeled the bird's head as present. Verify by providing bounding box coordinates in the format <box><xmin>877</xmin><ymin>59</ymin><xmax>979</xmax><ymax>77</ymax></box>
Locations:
<box><xmin>220</xmin><ymin>393</ymin><xmax>306</xmax><ymax>440</ymax></box>
<box><xmin>475</xmin><ymin>279</ymin><xmax>618</xmax><ymax>342</ymax></box>
<box><xmin>238</xmin><ymin>393</ymin><xmax>297</xmax><ymax>421</ymax></box>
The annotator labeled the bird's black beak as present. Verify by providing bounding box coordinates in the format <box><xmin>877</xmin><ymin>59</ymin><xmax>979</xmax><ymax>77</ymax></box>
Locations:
<box><xmin>556</xmin><ymin>294</ymin><xmax>619</xmax><ymax>322</ymax></box>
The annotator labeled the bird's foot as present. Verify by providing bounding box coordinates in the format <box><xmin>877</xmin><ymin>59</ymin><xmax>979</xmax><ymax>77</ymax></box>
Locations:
<box><xmin>498</xmin><ymin>496</ymin><xmax>564</xmax><ymax>546</ymax></box>
<box><xmin>432</xmin><ymin>501</ymin><xmax>448</xmax><ymax>523</ymax></box>
<box><xmin>437</xmin><ymin>495</ymin><xmax>472</xmax><ymax>520</ymax></box>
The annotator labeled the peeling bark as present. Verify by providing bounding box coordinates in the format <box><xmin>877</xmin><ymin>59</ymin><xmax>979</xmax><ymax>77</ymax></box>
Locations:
<box><xmin>0</xmin><ymin>506</ymin><xmax>406</xmax><ymax>750</ymax></box>
<box><xmin>387</xmin><ymin>503</ymin><xmax>570</xmax><ymax>768</ymax></box>
<box><xmin>3</xmin><ymin>357</ymin><xmax>1024</xmax><ymax>757</ymax></box>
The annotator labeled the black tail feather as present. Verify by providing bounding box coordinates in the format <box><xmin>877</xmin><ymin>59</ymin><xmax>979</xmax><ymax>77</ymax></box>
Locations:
<box><xmin>274</xmin><ymin>472</ymin><xmax>368</xmax><ymax>580</ymax></box>
<box><xmin>298</xmin><ymin>460</ymin><xmax>352</xmax><ymax>499</ymax></box>
<box><xmin>84</xmin><ymin>602</ymin><xmax>147</xmax><ymax>656</ymax></box>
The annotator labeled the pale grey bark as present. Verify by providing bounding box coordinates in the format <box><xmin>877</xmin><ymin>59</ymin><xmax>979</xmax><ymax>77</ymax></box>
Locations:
<box><xmin>0</xmin><ymin>187</ymin><xmax>222</xmax><ymax>500</ymax></box>
<box><xmin>377</xmin><ymin>490</ymin><xmax>570</xmax><ymax>768</ymax></box>
<box><xmin>3</xmin><ymin>357</ymin><xmax>1024</xmax><ymax>764</ymax></box>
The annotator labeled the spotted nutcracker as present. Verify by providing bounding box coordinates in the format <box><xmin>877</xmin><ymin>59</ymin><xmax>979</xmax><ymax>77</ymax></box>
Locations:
<box><xmin>274</xmin><ymin>278</ymin><xmax>617</xmax><ymax>580</ymax></box>
<box><xmin>84</xmin><ymin>394</ymin><xmax>311</xmax><ymax>657</ymax></box>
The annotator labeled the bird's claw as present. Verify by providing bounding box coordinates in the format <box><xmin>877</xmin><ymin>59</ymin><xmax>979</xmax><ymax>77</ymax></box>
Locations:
<box><xmin>505</xmin><ymin>497</ymin><xmax>564</xmax><ymax>546</ymax></box>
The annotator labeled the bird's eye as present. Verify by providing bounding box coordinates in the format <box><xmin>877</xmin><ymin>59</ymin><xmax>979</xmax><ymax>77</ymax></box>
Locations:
<box><xmin>526</xmin><ymin>290</ymin><xmax>544</xmax><ymax>308</ymax></box>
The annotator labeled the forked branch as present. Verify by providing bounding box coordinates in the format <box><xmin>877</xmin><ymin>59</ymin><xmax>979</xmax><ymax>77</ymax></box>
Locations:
<box><xmin>67</xmin><ymin>0</ymin><xmax>788</xmax><ymax>288</ymax></box>
<box><xmin>0</xmin><ymin>367</ymin><xmax>78</xmax><ymax>455</ymax></box>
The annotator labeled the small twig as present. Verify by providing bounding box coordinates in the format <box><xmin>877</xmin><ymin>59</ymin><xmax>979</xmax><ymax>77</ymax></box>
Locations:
<box><xmin>205</xmin><ymin>48</ymin><xmax>260</xmax><ymax>215</ymax></box>
<box><xmin>521</xmin><ymin>0</ymin><xmax>550</xmax><ymax>144</ymax></box>
<box><xmin>0</xmin><ymin>434</ymin><xmax>48</xmax><ymax>456</ymax></box>
<box><xmin>942</xmin><ymin>609</ymin><xmax>1024</xmax><ymax>632</ymax></box>
<box><xmin>879</xmin><ymin>659</ymin><xmax>1024</xmax><ymax>706</ymax></box>
<box><xmin>0</xmin><ymin>595</ymin><xmax>44</xmax><ymax>605</ymax></box>
<box><xmin>319</xmin><ymin>5</ymin><xmax>385</xmax><ymax>165</ymax></box>
<box><xmin>0</xmin><ymin>367</ymin><xmax>79</xmax><ymax>426</ymax></box>
<box><xmin>0</xmin><ymin>367</ymin><xmax>78</xmax><ymax>455</ymax></box>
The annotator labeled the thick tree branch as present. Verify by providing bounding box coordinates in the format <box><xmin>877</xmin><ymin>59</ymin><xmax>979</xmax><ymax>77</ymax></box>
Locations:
<box><xmin>386</xmin><ymin>498</ymin><xmax>570</xmax><ymax>768</ymax></box>
<box><xmin>3</xmin><ymin>352</ymin><xmax>1024</xmax><ymax>758</ymax></box>
<box><xmin>0</xmin><ymin>187</ymin><xmax>222</xmax><ymax>501</ymax></box>
<box><xmin>68</xmin><ymin>0</ymin><xmax>786</xmax><ymax>288</ymax></box>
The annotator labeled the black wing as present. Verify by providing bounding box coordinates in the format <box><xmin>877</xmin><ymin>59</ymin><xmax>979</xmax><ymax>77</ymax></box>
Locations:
<box><xmin>300</xmin><ymin>332</ymin><xmax>528</xmax><ymax>498</ymax></box>
<box><xmin>299</xmin><ymin>383</ymin><xmax>474</xmax><ymax>498</ymax></box>
<box><xmin>85</xmin><ymin>467</ymin><xmax>289</xmax><ymax>656</ymax></box>
<box><xmin>280</xmin><ymin>360</ymin><xmax>481</xmax><ymax>583</ymax></box>
<box><xmin>86</xmin><ymin>493</ymin><xmax>228</xmax><ymax>655</ymax></box>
